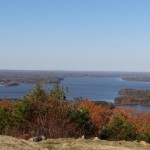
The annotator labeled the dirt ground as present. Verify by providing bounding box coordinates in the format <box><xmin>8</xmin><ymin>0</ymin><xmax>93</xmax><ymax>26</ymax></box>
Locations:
<box><xmin>0</xmin><ymin>135</ymin><xmax>150</xmax><ymax>150</ymax></box>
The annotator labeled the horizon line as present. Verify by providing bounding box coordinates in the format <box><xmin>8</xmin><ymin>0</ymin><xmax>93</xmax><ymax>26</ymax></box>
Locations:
<box><xmin>0</xmin><ymin>69</ymin><xmax>150</xmax><ymax>73</ymax></box>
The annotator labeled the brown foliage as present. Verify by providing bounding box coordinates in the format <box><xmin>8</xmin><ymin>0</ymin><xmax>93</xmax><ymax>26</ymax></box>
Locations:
<box><xmin>28</xmin><ymin>100</ymin><xmax>82</xmax><ymax>138</ymax></box>
<box><xmin>135</xmin><ymin>112</ymin><xmax>150</xmax><ymax>134</ymax></box>
<box><xmin>0</xmin><ymin>99</ymin><xmax>14</xmax><ymax>111</ymax></box>
<box><xmin>80</xmin><ymin>101</ymin><xmax>112</xmax><ymax>135</ymax></box>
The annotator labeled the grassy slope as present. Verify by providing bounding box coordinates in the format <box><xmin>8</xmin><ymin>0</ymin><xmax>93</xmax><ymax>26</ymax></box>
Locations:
<box><xmin>0</xmin><ymin>135</ymin><xmax>150</xmax><ymax>150</ymax></box>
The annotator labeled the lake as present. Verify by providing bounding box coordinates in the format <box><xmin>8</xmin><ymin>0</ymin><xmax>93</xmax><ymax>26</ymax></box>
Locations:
<box><xmin>0</xmin><ymin>77</ymin><xmax>150</xmax><ymax>111</ymax></box>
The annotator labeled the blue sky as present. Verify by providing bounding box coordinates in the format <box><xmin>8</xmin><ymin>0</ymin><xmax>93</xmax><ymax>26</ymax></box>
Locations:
<box><xmin>0</xmin><ymin>0</ymin><xmax>150</xmax><ymax>71</ymax></box>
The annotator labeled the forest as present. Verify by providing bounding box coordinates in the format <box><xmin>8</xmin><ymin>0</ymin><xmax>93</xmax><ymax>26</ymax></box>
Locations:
<box><xmin>0</xmin><ymin>84</ymin><xmax>149</xmax><ymax>143</ymax></box>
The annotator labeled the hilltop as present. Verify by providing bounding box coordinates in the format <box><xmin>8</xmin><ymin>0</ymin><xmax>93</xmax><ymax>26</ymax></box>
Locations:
<box><xmin>0</xmin><ymin>135</ymin><xmax>150</xmax><ymax>150</ymax></box>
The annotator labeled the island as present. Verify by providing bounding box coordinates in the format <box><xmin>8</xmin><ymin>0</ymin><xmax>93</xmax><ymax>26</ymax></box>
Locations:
<box><xmin>122</xmin><ymin>75</ymin><xmax>150</xmax><ymax>82</ymax></box>
<box><xmin>115</xmin><ymin>89</ymin><xmax>150</xmax><ymax>105</ymax></box>
<box><xmin>2</xmin><ymin>82</ymin><xmax>19</xmax><ymax>87</ymax></box>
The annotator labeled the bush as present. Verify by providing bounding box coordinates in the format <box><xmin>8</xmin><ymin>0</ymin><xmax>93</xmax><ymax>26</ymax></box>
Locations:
<box><xmin>12</xmin><ymin>99</ymin><xmax>30</xmax><ymax>133</ymax></box>
<box><xmin>10</xmin><ymin>83</ymin><xmax>83</xmax><ymax>138</ymax></box>
<box><xmin>101</xmin><ymin>108</ymin><xmax>137</xmax><ymax>141</ymax></box>
<box><xmin>0</xmin><ymin>99</ymin><xmax>14</xmax><ymax>111</ymax></box>
<box><xmin>101</xmin><ymin>116</ymin><xmax>137</xmax><ymax>141</ymax></box>
<box><xmin>137</xmin><ymin>133</ymin><xmax>150</xmax><ymax>143</ymax></box>
<box><xmin>80</xmin><ymin>101</ymin><xmax>112</xmax><ymax>137</ymax></box>
<box><xmin>0</xmin><ymin>100</ymin><xmax>14</xmax><ymax>135</ymax></box>
<box><xmin>0</xmin><ymin>108</ymin><xmax>13</xmax><ymax>134</ymax></box>
<box><xmin>69</xmin><ymin>106</ymin><xmax>93</xmax><ymax>136</ymax></box>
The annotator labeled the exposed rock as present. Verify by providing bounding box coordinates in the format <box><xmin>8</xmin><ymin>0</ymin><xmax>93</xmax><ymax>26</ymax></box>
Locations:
<box><xmin>41</xmin><ymin>135</ymin><xmax>47</xmax><ymax>140</ymax></box>
<box><xmin>93</xmin><ymin>137</ymin><xmax>99</xmax><ymax>141</ymax></box>
<box><xmin>139</xmin><ymin>141</ymin><xmax>147</xmax><ymax>145</ymax></box>
<box><xmin>81</xmin><ymin>135</ymin><xmax>85</xmax><ymax>139</ymax></box>
<box><xmin>29</xmin><ymin>135</ymin><xmax>46</xmax><ymax>142</ymax></box>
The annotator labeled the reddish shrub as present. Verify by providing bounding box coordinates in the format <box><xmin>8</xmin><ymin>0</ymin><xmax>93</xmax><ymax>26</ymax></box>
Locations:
<box><xmin>0</xmin><ymin>99</ymin><xmax>14</xmax><ymax>111</ymax></box>
<box><xmin>80</xmin><ymin>101</ymin><xmax>112</xmax><ymax>136</ymax></box>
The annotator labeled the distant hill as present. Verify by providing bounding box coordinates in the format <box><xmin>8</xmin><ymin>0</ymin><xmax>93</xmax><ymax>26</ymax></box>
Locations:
<box><xmin>1</xmin><ymin>70</ymin><xmax>150</xmax><ymax>84</ymax></box>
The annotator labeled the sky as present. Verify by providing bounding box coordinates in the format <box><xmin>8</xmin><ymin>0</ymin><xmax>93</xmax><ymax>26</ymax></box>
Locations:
<box><xmin>0</xmin><ymin>0</ymin><xmax>150</xmax><ymax>72</ymax></box>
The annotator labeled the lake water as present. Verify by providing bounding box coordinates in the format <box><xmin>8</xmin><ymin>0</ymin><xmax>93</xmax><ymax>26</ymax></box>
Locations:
<box><xmin>0</xmin><ymin>77</ymin><xmax>150</xmax><ymax>111</ymax></box>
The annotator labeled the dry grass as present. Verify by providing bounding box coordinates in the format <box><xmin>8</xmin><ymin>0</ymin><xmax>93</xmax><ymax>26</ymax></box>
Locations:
<box><xmin>0</xmin><ymin>135</ymin><xmax>150</xmax><ymax>150</ymax></box>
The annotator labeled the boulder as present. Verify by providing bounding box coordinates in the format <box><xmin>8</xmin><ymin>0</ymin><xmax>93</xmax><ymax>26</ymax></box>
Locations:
<box><xmin>81</xmin><ymin>135</ymin><xmax>85</xmax><ymax>139</ymax></box>
<box><xmin>93</xmin><ymin>137</ymin><xmax>99</xmax><ymax>141</ymax></box>
<box><xmin>139</xmin><ymin>141</ymin><xmax>147</xmax><ymax>145</ymax></box>
<box><xmin>29</xmin><ymin>135</ymin><xmax>46</xmax><ymax>142</ymax></box>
